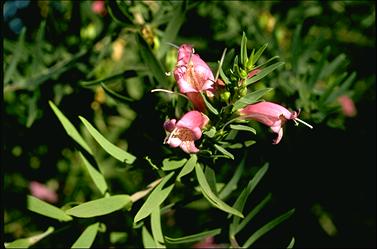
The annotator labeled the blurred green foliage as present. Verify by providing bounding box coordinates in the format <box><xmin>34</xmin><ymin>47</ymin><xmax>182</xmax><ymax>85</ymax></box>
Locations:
<box><xmin>3</xmin><ymin>0</ymin><xmax>375</xmax><ymax>248</ymax></box>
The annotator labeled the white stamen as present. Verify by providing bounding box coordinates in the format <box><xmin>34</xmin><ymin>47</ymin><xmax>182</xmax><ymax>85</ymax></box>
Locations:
<box><xmin>293</xmin><ymin>119</ymin><xmax>299</xmax><ymax>126</ymax></box>
<box><xmin>150</xmin><ymin>89</ymin><xmax>190</xmax><ymax>100</ymax></box>
<box><xmin>165</xmin><ymin>127</ymin><xmax>178</xmax><ymax>144</ymax></box>
<box><xmin>294</xmin><ymin>118</ymin><xmax>313</xmax><ymax>129</ymax></box>
<box><xmin>165</xmin><ymin>71</ymin><xmax>172</xmax><ymax>76</ymax></box>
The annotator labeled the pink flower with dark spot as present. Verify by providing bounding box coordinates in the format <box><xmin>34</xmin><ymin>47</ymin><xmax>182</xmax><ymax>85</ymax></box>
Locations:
<box><xmin>239</xmin><ymin>101</ymin><xmax>312</xmax><ymax>144</ymax></box>
<box><xmin>29</xmin><ymin>181</ymin><xmax>58</xmax><ymax>203</ymax></box>
<box><xmin>164</xmin><ymin>111</ymin><xmax>209</xmax><ymax>153</ymax></box>
<box><xmin>337</xmin><ymin>95</ymin><xmax>357</xmax><ymax>117</ymax></box>
<box><xmin>174</xmin><ymin>44</ymin><xmax>215</xmax><ymax>112</ymax></box>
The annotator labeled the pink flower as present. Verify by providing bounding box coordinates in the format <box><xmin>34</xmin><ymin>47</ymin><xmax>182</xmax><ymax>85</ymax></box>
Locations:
<box><xmin>29</xmin><ymin>181</ymin><xmax>58</xmax><ymax>203</ymax></box>
<box><xmin>192</xmin><ymin>237</ymin><xmax>222</xmax><ymax>248</ymax></box>
<box><xmin>164</xmin><ymin>111</ymin><xmax>209</xmax><ymax>153</ymax></box>
<box><xmin>337</xmin><ymin>95</ymin><xmax>357</xmax><ymax>117</ymax></box>
<box><xmin>239</xmin><ymin>101</ymin><xmax>312</xmax><ymax>144</ymax></box>
<box><xmin>174</xmin><ymin>44</ymin><xmax>215</xmax><ymax>112</ymax></box>
<box><xmin>92</xmin><ymin>0</ymin><xmax>106</xmax><ymax>15</ymax></box>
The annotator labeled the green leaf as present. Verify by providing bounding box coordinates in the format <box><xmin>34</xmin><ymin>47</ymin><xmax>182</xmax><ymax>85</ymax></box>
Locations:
<box><xmin>242</xmin><ymin>209</ymin><xmax>295</xmax><ymax>248</ymax></box>
<box><xmin>244</xmin><ymin>140</ymin><xmax>256</xmax><ymax>147</ymax></box>
<box><xmin>232</xmin><ymin>88</ymin><xmax>273</xmax><ymax>111</ymax></box>
<box><xmin>230</xmin><ymin>163</ymin><xmax>268</xmax><ymax>224</ymax></box>
<box><xmin>230</xmin><ymin>124</ymin><xmax>256</xmax><ymax>135</ymax></box>
<box><xmin>65</xmin><ymin>195</ymin><xmax>131</xmax><ymax>218</ymax></box>
<box><xmin>325</xmin><ymin>72</ymin><xmax>356</xmax><ymax>104</ymax></box>
<box><xmin>158</xmin><ymin>2</ymin><xmax>186</xmax><ymax>58</ymax></box>
<box><xmin>4</xmin><ymin>28</ymin><xmax>25</xmax><ymax>85</ymax></box>
<box><xmin>71</xmin><ymin>222</ymin><xmax>99</xmax><ymax>248</ymax></box>
<box><xmin>101</xmin><ymin>83</ymin><xmax>134</xmax><ymax>103</ymax></box>
<box><xmin>219</xmin><ymin>67</ymin><xmax>230</xmax><ymax>84</ymax></box>
<box><xmin>27</xmin><ymin>196</ymin><xmax>72</xmax><ymax>222</ymax></box>
<box><xmin>205</xmin><ymin>167</ymin><xmax>218</xmax><ymax>195</ymax></box>
<box><xmin>233</xmin><ymin>194</ymin><xmax>272</xmax><ymax>235</ymax></box>
<box><xmin>195</xmin><ymin>164</ymin><xmax>243</xmax><ymax>218</ymax></box>
<box><xmin>78</xmin><ymin>152</ymin><xmax>108</xmax><ymax>195</ymax></box>
<box><xmin>79</xmin><ymin>116</ymin><xmax>136</xmax><ymax>164</ymax></box>
<box><xmin>246</xmin><ymin>62</ymin><xmax>284</xmax><ymax>86</ymax></box>
<box><xmin>134</xmin><ymin>172</ymin><xmax>175</xmax><ymax>223</ymax></box>
<box><xmin>214</xmin><ymin>144</ymin><xmax>234</xmax><ymax>160</ymax></box>
<box><xmin>203</xmin><ymin>126</ymin><xmax>216</xmax><ymax>138</ymax></box>
<box><xmin>319</xmin><ymin>53</ymin><xmax>347</xmax><ymax>80</ymax></box>
<box><xmin>253</xmin><ymin>43</ymin><xmax>268</xmax><ymax>66</ymax></box>
<box><xmin>219</xmin><ymin>158</ymin><xmax>245</xmax><ymax>200</ymax></box>
<box><xmin>80</xmin><ymin>69</ymin><xmax>144</xmax><ymax>87</ymax></box>
<box><xmin>165</xmin><ymin>228</ymin><xmax>221</xmax><ymax>244</ymax></box>
<box><xmin>177</xmin><ymin>154</ymin><xmax>197</xmax><ymax>180</ymax></box>
<box><xmin>106</xmin><ymin>0</ymin><xmax>134</xmax><ymax>25</ymax></box>
<box><xmin>49</xmin><ymin>101</ymin><xmax>93</xmax><ymax>155</ymax></box>
<box><xmin>287</xmin><ymin>237</ymin><xmax>295</xmax><ymax>249</ymax></box>
<box><xmin>142</xmin><ymin>226</ymin><xmax>157</xmax><ymax>248</ymax></box>
<box><xmin>5</xmin><ymin>226</ymin><xmax>54</xmax><ymax>249</ymax></box>
<box><xmin>308</xmin><ymin>46</ymin><xmax>330</xmax><ymax>88</ymax></box>
<box><xmin>151</xmin><ymin>207</ymin><xmax>165</xmax><ymax>248</ymax></box>
<box><xmin>162</xmin><ymin>158</ymin><xmax>187</xmax><ymax>171</ymax></box>
<box><xmin>200</xmin><ymin>92</ymin><xmax>219</xmax><ymax>115</ymax></box>
<box><xmin>291</xmin><ymin>25</ymin><xmax>302</xmax><ymax>74</ymax></box>
<box><xmin>136</xmin><ymin>33</ymin><xmax>166</xmax><ymax>86</ymax></box>
<box><xmin>240</xmin><ymin>32</ymin><xmax>248</xmax><ymax>66</ymax></box>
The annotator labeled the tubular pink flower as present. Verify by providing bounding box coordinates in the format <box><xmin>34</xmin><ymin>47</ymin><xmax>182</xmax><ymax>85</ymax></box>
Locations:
<box><xmin>29</xmin><ymin>181</ymin><xmax>58</xmax><ymax>203</ymax></box>
<box><xmin>337</xmin><ymin>95</ymin><xmax>357</xmax><ymax>117</ymax></box>
<box><xmin>239</xmin><ymin>101</ymin><xmax>312</xmax><ymax>144</ymax></box>
<box><xmin>164</xmin><ymin>111</ymin><xmax>209</xmax><ymax>154</ymax></box>
<box><xmin>174</xmin><ymin>44</ymin><xmax>215</xmax><ymax>112</ymax></box>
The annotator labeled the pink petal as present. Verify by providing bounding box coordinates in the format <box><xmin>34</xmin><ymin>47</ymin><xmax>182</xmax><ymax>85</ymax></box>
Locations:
<box><xmin>186</xmin><ymin>92</ymin><xmax>206</xmax><ymax>112</ymax></box>
<box><xmin>164</xmin><ymin>119</ymin><xmax>177</xmax><ymax>132</ymax></box>
<box><xmin>177</xmin><ymin>111</ymin><xmax>207</xmax><ymax>131</ymax></box>
<box><xmin>241</xmin><ymin>102</ymin><xmax>295</xmax><ymax>121</ymax></box>
<box><xmin>180</xmin><ymin>141</ymin><xmax>199</xmax><ymax>154</ymax></box>
<box><xmin>272</xmin><ymin>127</ymin><xmax>284</xmax><ymax>144</ymax></box>
<box><xmin>337</xmin><ymin>95</ymin><xmax>357</xmax><ymax>117</ymax></box>
<box><xmin>29</xmin><ymin>181</ymin><xmax>58</xmax><ymax>203</ymax></box>
<box><xmin>168</xmin><ymin>137</ymin><xmax>182</xmax><ymax>148</ymax></box>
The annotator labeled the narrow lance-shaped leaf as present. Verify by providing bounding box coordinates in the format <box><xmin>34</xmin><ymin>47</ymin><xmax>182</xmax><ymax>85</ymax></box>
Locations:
<box><xmin>142</xmin><ymin>226</ymin><xmax>157</xmax><ymax>248</ymax></box>
<box><xmin>5</xmin><ymin>28</ymin><xmax>25</xmax><ymax>84</ymax></box>
<box><xmin>4</xmin><ymin>226</ymin><xmax>54</xmax><ymax>249</ymax></box>
<box><xmin>230</xmin><ymin>124</ymin><xmax>256</xmax><ymax>135</ymax></box>
<box><xmin>232</xmin><ymin>88</ymin><xmax>273</xmax><ymax>111</ymax></box>
<box><xmin>242</xmin><ymin>209</ymin><xmax>295</xmax><ymax>248</ymax></box>
<box><xmin>307</xmin><ymin>46</ymin><xmax>330</xmax><ymax>88</ymax></box>
<box><xmin>246</xmin><ymin>62</ymin><xmax>285</xmax><ymax>86</ymax></box>
<box><xmin>287</xmin><ymin>237</ymin><xmax>295</xmax><ymax>249</ymax></box>
<box><xmin>151</xmin><ymin>207</ymin><xmax>165</xmax><ymax>248</ymax></box>
<box><xmin>136</xmin><ymin>33</ymin><xmax>166</xmax><ymax>86</ymax></box>
<box><xmin>134</xmin><ymin>172</ymin><xmax>175</xmax><ymax>223</ymax></box>
<box><xmin>195</xmin><ymin>163</ymin><xmax>243</xmax><ymax>218</ymax></box>
<box><xmin>177</xmin><ymin>154</ymin><xmax>197</xmax><ymax>180</ymax></box>
<box><xmin>101</xmin><ymin>83</ymin><xmax>135</xmax><ymax>103</ymax></box>
<box><xmin>65</xmin><ymin>195</ymin><xmax>131</xmax><ymax>218</ymax></box>
<box><xmin>158</xmin><ymin>1</ymin><xmax>186</xmax><ymax>58</ymax></box>
<box><xmin>80</xmin><ymin>69</ymin><xmax>145</xmax><ymax>87</ymax></box>
<box><xmin>49</xmin><ymin>101</ymin><xmax>93</xmax><ymax>155</ymax></box>
<box><xmin>219</xmin><ymin>158</ymin><xmax>245</xmax><ymax>200</ymax></box>
<box><xmin>162</xmin><ymin>158</ymin><xmax>187</xmax><ymax>171</ymax></box>
<box><xmin>240</xmin><ymin>32</ymin><xmax>248</xmax><ymax>66</ymax></box>
<box><xmin>165</xmin><ymin>228</ymin><xmax>221</xmax><ymax>244</ymax></box>
<box><xmin>232</xmin><ymin>194</ymin><xmax>272</xmax><ymax>235</ymax></box>
<box><xmin>27</xmin><ymin>195</ymin><xmax>72</xmax><ymax>222</ymax></box>
<box><xmin>214</xmin><ymin>144</ymin><xmax>234</xmax><ymax>160</ymax></box>
<box><xmin>71</xmin><ymin>222</ymin><xmax>99</xmax><ymax>249</ymax></box>
<box><xmin>200</xmin><ymin>92</ymin><xmax>219</xmax><ymax>115</ymax></box>
<box><xmin>229</xmin><ymin>163</ymin><xmax>269</xmax><ymax>229</ymax></box>
<box><xmin>79</xmin><ymin>116</ymin><xmax>136</xmax><ymax>164</ymax></box>
<box><xmin>78</xmin><ymin>152</ymin><xmax>108</xmax><ymax>195</ymax></box>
